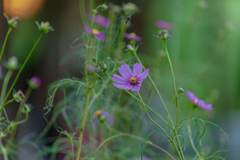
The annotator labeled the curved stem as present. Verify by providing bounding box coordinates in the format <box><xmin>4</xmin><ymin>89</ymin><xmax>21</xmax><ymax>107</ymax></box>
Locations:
<box><xmin>75</xmin><ymin>89</ymin><xmax>91</xmax><ymax>160</ymax></box>
<box><xmin>188</xmin><ymin>107</ymin><xmax>201</xmax><ymax>159</ymax></box>
<box><xmin>1</xmin><ymin>98</ymin><xmax>15</xmax><ymax>108</ymax></box>
<box><xmin>0</xmin><ymin>70</ymin><xmax>13</xmax><ymax>103</ymax></box>
<box><xmin>1</xmin><ymin>33</ymin><xmax>43</xmax><ymax>107</ymax></box>
<box><xmin>0</xmin><ymin>27</ymin><xmax>12</xmax><ymax>62</ymax></box>
<box><xmin>163</xmin><ymin>41</ymin><xmax>179</xmax><ymax>124</ymax></box>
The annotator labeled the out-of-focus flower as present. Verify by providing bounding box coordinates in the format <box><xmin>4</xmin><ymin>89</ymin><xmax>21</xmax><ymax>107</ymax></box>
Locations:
<box><xmin>109</xmin><ymin>3</ymin><xmax>121</xmax><ymax>14</ymax></box>
<box><xmin>93</xmin><ymin>110</ymin><xmax>114</xmax><ymax>126</ymax></box>
<box><xmin>8</xmin><ymin>56</ymin><xmax>18</xmax><ymax>70</ymax></box>
<box><xmin>87</xmin><ymin>64</ymin><xmax>101</xmax><ymax>73</ymax></box>
<box><xmin>187</xmin><ymin>91</ymin><xmax>213</xmax><ymax>110</ymax></box>
<box><xmin>112</xmin><ymin>63</ymin><xmax>149</xmax><ymax>92</ymax></box>
<box><xmin>21</xmin><ymin>103</ymin><xmax>32</xmax><ymax>113</ymax></box>
<box><xmin>3</xmin><ymin>13</ymin><xmax>19</xmax><ymax>28</ymax></box>
<box><xmin>13</xmin><ymin>90</ymin><xmax>25</xmax><ymax>102</ymax></box>
<box><xmin>198</xmin><ymin>1</ymin><xmax>208</xmax><ymax>10</ymax></box>
<box><xmin>36</xmin><ymin>21</ymin><xmax>54</xmax><ymax>33</ymax></box>
<box><xmin>84</xmin><ymin>25</ymin><xmax>105</xmax><ymax>41</ymax></box>
<box><xmin>28</xmin><ymin>76</ymin><xmax>42</xmax><ymax>89</ymax></box>
<box><xmin>124</xmin><ymin>32</ymin><xmax>141</xmax><ymax>41</ymax></box>
<box><xmin>123</xmin><ymin>2</ymin><xmax>138</xmax><ymax>14</ymax></box>
<box><xmin>87</xmin><ymin>14</ymin><xmax>110</xmax><ymax>27</ymax></box>
<box><xmin>156</xmin><ymin>20</ymin><xmax>173</xmax><ymax>29</ymax></box>
<box><xmin>158</xmin><ymin>29</ymin><xmax>171</xmax><ymax>41</ymax></box>
<box><xmin>126</xmin><ymin>44</ymin><xmax>138</xmax><ymax>54</ymax></box>
<box><xmin>100</xmin><ymin>4</ymin><xmax>108</xmax><ymax>10</ymax></box>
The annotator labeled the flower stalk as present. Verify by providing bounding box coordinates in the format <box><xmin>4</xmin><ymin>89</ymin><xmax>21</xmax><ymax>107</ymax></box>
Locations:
<box><xmin>0</xmin><ymin>28</ymin><xmax>12</xmax><ymax>62</ymax></box>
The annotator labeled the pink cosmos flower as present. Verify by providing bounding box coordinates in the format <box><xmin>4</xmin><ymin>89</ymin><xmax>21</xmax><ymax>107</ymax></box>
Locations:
<box><xmin>156</xmin><ymin>20</ymin><xmax>173</xmax><ymax>29</ymax></box>
<box><xmin>124</xmin><ymin>32</ymin><xmax>142</xmax><ymax>41</ymax></box>
<box><xmin>87</xmin><ymin>14</ymin><xmax>110</xmax><ymax>27</ymax></box>
<box><xmin>93</xmin><ymin>110</ymin><xmax>114</xmax><ymax>126</ymax></box>
<box><xmin>112</xmin><ymin>63</ymin><xmax>149</xmax><ymax>92</ymax></box>
<box><xmin>187</xmin><ymin>91</ymin><xmax>213</xmax><ymax>110</ymax></box>
<box><xmin>84</xmin><ymin>25</ymin><xmax>105</xmax><ymax>41</ymax></box>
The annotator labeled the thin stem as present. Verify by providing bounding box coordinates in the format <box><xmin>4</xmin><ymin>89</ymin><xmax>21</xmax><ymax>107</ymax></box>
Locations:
<box><xmin>163</xmin><ymin>40</ymin><xmax>179</xmax><ymax>124</ymax></box>
<box><xmin>75</xmin><ymin>89</ymin><xmax>91</xmax><ymax>160</ymax></box>
<box><xmin>0</xmin><ymin>28</ymin><xmax>12</xmax><ymax>62</ymax></box>
<box><xmin>133</xmin><ymin>52</ymin><xmax>185</xmax><ymax>160</ymax></box>
<box><xmin>168</xmin><ymin>93</ymin><xmax>178</xmax><ymax>129</ymax></box>
<box><xmin>188</xmin><ymin>107</ymin><xmax>201</xmax><ymax>159</ymax></box>
<box><xmin>85</xmin><ymin>14</ymin><xmax>96</xmax><ymax>86</ymax></box>
<box><xmin>70</xmin><ymin>138</ymin><xmax>74</xmax><ymax>160</ymax></box>
<box><xmin>8</xmin><ymin>88</ymin><xmax>32</xmax><ymax>145</ymax></box>
<box><xmin>2</xmin><ymin>33</ymin><xmax>43</xmax><ymax>106</ymax></box>
<box><xmin>79</xmin><ymin>0</ymin><xmax>87</xmax><ymax>26</ymax></box>
<box><xmin>1</xmin><ymin>98</ymin><xmax>15</xmax><ymax>108</ymax></box>
<box><xmin>0</xmin><ymin>139</ymin><xmax>8</xmax><ymax>160</ymax></box>
<box><xmin>104</xmin><ymin>123</ymin><xmax>176</xmax><ymax>160</ymax></box>
<box><xmin>0</xmin><ymin>70</ymin><xmax>13</xmax><ymax>103</ymax></box>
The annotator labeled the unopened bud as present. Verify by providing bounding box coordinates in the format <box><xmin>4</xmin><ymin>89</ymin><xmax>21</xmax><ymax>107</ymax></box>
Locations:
<box><xmin>159</xmin><ymin>30</ymin><xmax>171</xmax><ymax>40</ymax></box>
<box><xmin>92</xmin><ymin>9</ymin><xmax>98</xmax><ymax>14</ymax></box>
<box><xmin>36</xmin><ymin>21</ymin><xmax>54</xmax><ymax>33</ymax></box>
<box><xmin>22</xmin><ymin>103</ymin><xmax>32</xmax><ymax>113</ymax></box>
<box><xmin>8</xmin><ymin>56</ymin><xmax>18</xmax><ymax>70</ymax></box>
<box><xmin>28</xmin><ymin>76</ymin><xmax>42</xmax><ymax>89</ymax></box>
<box><xmin>178</xmin><ymin>88</ymin><xmax>184</xmax><ymax>94</ymax></box>
<box><xmin>13</xmin><ymin>90</ymin><xmax>25</xmax><ymax>102</ymax></box>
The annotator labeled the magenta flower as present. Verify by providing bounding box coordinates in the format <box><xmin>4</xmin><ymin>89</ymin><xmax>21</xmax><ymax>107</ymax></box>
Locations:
<box><xmin>84</xmin><ymin>25</ymin><xmax>105</xmax><ymax>41</ymax></box>
<box><xmin>124</xmin><ymin>32</ymin><xmax>142</xmax><ymax>41</ymax></box>
<box><xmin>28</xmin><ymin>76</ymin><xmax>42</xmax><ymax>89</ymax></box>
<box><xmin>112</xmin><ymin>63</ymin><xmax>149</xmax><ymax>92</ymax></box>
<box><xmin>87</xmin><ymin>14</ymin><xmax>110</xmax><ymax>27</ymax></box>
<box><xmin>187</xmin><ymin>91</ymin><xmax>213</xmax><ymax>110</ymax></box>
<box><xmin>87</xmin><ymin>64</ymin><xmax>101</xmax><ymax>73</ymax></box>
<box><xmin>156</xmin><ymin>20</ymin><xmax>173</xmax><ymax>29</ymax></box>
<box><xmin>93</xmin><ymin>110</ymin><xmax>114</xmax><ymax>126</ymax></box>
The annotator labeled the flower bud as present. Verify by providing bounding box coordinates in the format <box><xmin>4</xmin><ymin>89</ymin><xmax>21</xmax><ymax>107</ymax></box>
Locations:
<box><xmin>101</xmin><ymin>4</ymin><xmax>108</xmax><ymax>10</ymax></box>
<box><xmin>21</xmin><ymin>103</ymin><xmax>32</xmax><ymax>113</ymax></box>
<box><xmin>28</xmin><ymin>76</ymin><xmax>42</xmax><ymax>89</ymax></box>
<box><xmin>158</xmin><ymin>30</ymin><xmax>171</xmax><ymax>41</ymax></box>
<box><xmin>36</xmin><ymin>21</ymin><xmax>54</xmax><ymax>33</ymax></box>
<box><xmin>8</xmin><ymin>56</ymin><xmax>18</xmax><ymax>70</ymax></box>
<box><xmin>92</xmin><ymin>9</ymin><xmax>98</xmax><ymax>14</ymax></box>
<box><xmin>178</xmin><ymin>88</ymin><xmax>184</xmax><ymax>94</ymax></box>
<box><xmin>4</xmin><ymin>13</ymin><xmax>20</xmax><ymax>28</ymax></box>
<box><xmin>126</xmin><ymin>44</ymin><xmax>137</xmax><ymax>54</ymax></box>
<box><xmin>13</xmin><ymin>90</ymin><xmax>25</xmax><ymax>102</ymax></box>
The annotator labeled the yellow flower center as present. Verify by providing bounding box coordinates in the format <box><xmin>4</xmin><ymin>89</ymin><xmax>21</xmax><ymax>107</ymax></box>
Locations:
<box><xmin>194</xmin><ymin>99</ymin><xmax>198</xmax><ymax>104</ymax></box>
<box><xmin>130</xmin><ymin>32</ymin><xmax>136</xmax><ymax>38</ymax></box>
<box><xmin>45</xmin><ymin>22</ymin><xmax>50</xmax><ymax>27</ymax></box>
<box><xmin>130</xmin><ymin>77</ymin><xmax>137</xmax><ymax>84</ymax></box>
<box><xmin>94</xmin><ymin>110</ymin><xmax>102</xmax><ymax>117</ymax></box>
<box><xmin>92</xmin><ymin>29</ymin><xmax>100</xmax><ymax>34</ymax></box>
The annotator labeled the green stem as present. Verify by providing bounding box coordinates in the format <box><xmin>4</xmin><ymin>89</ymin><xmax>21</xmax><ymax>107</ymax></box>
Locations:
<box><xmin>85</xmin><ymin>14</ymin><xmax>96</xmax><ymax>86</ymax></box>
<box><xmin>104</xmin><ymin>123</ymin><xmax>176</xmax><ymax>160</ymax></box>
<box><xmin>188</xmin><ymin>107</ymin><xmax>201</xmax><ymax>159</ymax></box>
<box><xmin>163</xmin><ymin>40</ymin><xmax>179</xmax><ymax>125</ymax></box>
<box><xmin>70</xmin><ymin>137</ymin><xmax>74</xmax><ymax>160</ymax></box>
<box><xmin>0</xmin><ymin>28</ymin><xmax>12</xmax><ymax>62</ymax></box>
<box><xmin>0</xmin><ymin>139</ymin><xmax>8</xmax><ymax>160</ymax></box>
<box><xmin>168</xmin><ymin>94</ymin><xmax>178</xmax><ymax>129</ymax></box>
<box><xmin>0</xmin><ymin>70</ymin><xmax>13</xmax><ymax>103</ymax></box>
<box><xmin>8</xmin><ymin>88</ymin><xmax>32</xmax><ymax>145</ymax></box>
<box><xmin>2</xmin><ymin>33</ymin><xmax>43</xmax><ymax>107</ymax></box>
<box><xmin>75</xmin><ymin>89</ymin><xmax>91</xmax><ymax>160</ymax></box>
<box><xmin>1</xmin><ymin>98</ymin><xmax>15</xmax><ymax>109</ymax></box>
<box><xmin>79</xmin><ymin>0</ymin><xmax>88</xmax><ymax>26</ymax></box>
<box><xmin>133</xmin><ymin>53</ymin><xmax>185</xmax><ymax>159</ymax></box>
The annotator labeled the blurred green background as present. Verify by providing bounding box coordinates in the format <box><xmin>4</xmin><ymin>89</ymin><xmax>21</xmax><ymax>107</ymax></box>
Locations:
<box><xmin>0</xmin><ymin>0</ymin><xmax>239</xmax><ymax>159</ymax></box>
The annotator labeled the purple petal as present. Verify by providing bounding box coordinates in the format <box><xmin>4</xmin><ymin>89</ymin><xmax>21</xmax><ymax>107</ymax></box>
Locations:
<box><xmin>96</xmin><ymin>32</ymin><xmax>105</xmax><ymax>41</ymax></box>
<box><xmin>186</xmin><ymin>91</ymin><xmax>198</xmax><ymax>103</ymax></box>
<box><xmin>131</xmin><ymin>84</ymin><xmax>142</xmax><ymax>92</ymax></box>
<box><xmin>137</xmin><ymin>68</ymin><xmax>149</xmax><ymax>81</ymax></box>
<box><xmin>197</xmin><ymin>100</ymin><xmax>213</xmax><ymax>110</ymax></box>
<box><xmin>133</xmin><ymin>63</ymin><xmax>142</xmax><ymax>77</ymax></box>
<box><xmin>84</xmin><ymin>25</ymin><xmax>90</xmax><ymax>33</ymax></box>
<box><xmin>112</xmin><ymin>83</ymin><xmax>132</xmax><ymax>90</ymax></box>
<box><xmin>100</xmin><ymin>110</ymin><xmax>108</xmax><ymax>117</ymax></box>
<box><xmin>118</xmin><ymin>63</ymin><xmax>133</xmax><ymax>79</ymax></box>
<box><xmin>134</xmin><ymin>35</ymin><xmax>142</xmax><ymax>41</ymax></box>
<box><xmin>112</xmin><ymin>74</ymin><xmax>128</xmax><ymax>84</ymax></box>
<box><xmin>124</xmin><ymin>33</ymin><xmax>131</xmax><ymax>39</ymax></box>
<box><xmin>106</xmin><ymin>115</ymin><xmax>115</xmax><ymax>126</ymax></box>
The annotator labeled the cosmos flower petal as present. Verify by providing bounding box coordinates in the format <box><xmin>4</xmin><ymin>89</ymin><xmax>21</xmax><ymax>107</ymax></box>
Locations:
<box><xmin>95</xmin><ymin>32</ymin><xmax>105</xmax><ymax>41</ymax></box>
<box><xmin>118</xmin><ymin>63</ymin><xmax>133</xmax><ymax>79</ymax></box>
<box><xmin>131</xmin><ymin>85</ymin><xmax>141</xmax><ymax>91</ymax></box>
<box><xmin>186</xmin><ymin>91</ymin><xmax>198</xmax><ymax>103</ymax></box>
<box><xmin>106</xmin><ymin>115</ymin><xmax>115</xmax><ymax>126</ymax></box>
<box><xmin>197</xmin><ymin>100</ymin><xmax>212</xmax><ymax>110</ymax></box>
<box><xmin>138</xmin><ymin>68</ymin><xmax>149</xmax><ymax>81</ymax></box>
<box><xmin>133</xmin><ymin>63</ymin><xmax>142</xmax><ymax>77</ymax></box>
<box><xmin>112</xmin><ymin>74</ymin><xmax>128</xmax><ymax>84</ymax></box>
<box><xmin>112</xmin><ymin>83</ymin><xmax>132</xmax><ymax>90</ymax></box>
<box><xmin>84</xmin><ymin>25</ymin><xmax>90</xmax><ymax>32</ymax></box>
<box><xmin>134</xmin><ymin>35</ymin><xmax>142</xmax><ymax>41</ymax></box>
